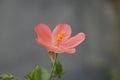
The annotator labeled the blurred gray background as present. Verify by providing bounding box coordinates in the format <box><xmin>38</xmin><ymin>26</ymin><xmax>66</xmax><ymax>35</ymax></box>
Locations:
<box><xmin>0</xmin><ymin>0</ymin><xmax>120</xmax><ymax>80</ymax></box>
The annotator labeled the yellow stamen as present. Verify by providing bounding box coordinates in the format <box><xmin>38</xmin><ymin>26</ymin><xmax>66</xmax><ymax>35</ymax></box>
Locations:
<box><xmin>55</xmin><ymin>31</ymin><xmax>65</xmax><ymax>47</ymax></box>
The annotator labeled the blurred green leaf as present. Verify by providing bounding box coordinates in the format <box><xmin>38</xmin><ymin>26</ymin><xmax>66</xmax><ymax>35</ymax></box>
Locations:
<box><xmin>53</xmin><ymin>62</ymin><xmax>63</xmax><ymax>79</ymax></box>
<box><xmin>26</xmin><ymin>66</ymin><xmax>50</xmax><ymax>80</ymax></box>
<box><xmin>108</xmin><ymin>69</ymin><xmax>117</xmax><ymax>80</ymax></box>
<box><xmin>0</xmin><ymin>73</ymin><xmax>19</xmax><ymax>80</ymax></box>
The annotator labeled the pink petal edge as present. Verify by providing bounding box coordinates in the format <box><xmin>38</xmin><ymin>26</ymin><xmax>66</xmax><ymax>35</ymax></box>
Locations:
<box><xmin>64</xmin><ymin>32</ymin><xmax>85</xmax><ymax>48</ymax></box>
<box><xmin>63</xmin><ymin>48</ymin><xmax>76</xmax><ymax>54</ymax></box>
<box><xmin>36</xmin><ymin>38</ymin><xmax>48</xmax><ymax>47</ymax></box>
<box><xmin>35</xmin><ymin>23</ymin><xmax>52</xmax><ymax>44</ymax></box>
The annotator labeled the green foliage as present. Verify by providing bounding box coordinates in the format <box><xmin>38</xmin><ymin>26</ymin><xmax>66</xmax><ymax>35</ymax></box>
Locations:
<box><xmin>53</xmin><ymin>62</ymin><xmax>63</xmax><ymax>79</ymax></box>
<box><xmin>0</xmin><ymin>65</ymin><xmax>62</xmax><ymax>80</ymax></box>
<box><xmin>0</xmin><ymin>73</ymin><xmax>18</xmax><ymax>80</ymax></box>
<box><xmin>26</xmin><ymin>66</ymin><xmax>50</xmax><ymax>80</ymax></box>
<box><xmin>108</xmin><ymin>69</ymin><xmax>117</xmax><ymax>80</ymax></box>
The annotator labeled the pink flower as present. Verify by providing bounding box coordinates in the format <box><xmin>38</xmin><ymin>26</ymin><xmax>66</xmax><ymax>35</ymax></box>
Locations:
<box><xmin>35</xmin><ymin>24</ymin><xmax>85</xmax><ymax>54</ymax></box>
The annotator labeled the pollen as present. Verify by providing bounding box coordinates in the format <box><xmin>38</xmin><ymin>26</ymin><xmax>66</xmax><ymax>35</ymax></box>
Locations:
<box><xmin>55</xmin><ymin>31</ymin><xmax>65</xmax><ymax>47</ymax></box>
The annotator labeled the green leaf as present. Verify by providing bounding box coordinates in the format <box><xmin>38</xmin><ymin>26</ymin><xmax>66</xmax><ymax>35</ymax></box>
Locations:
<box><xmin>0</xmin><ymin>73</ymin><xmax>19</xmax><ymax>80</ymax></box>
<box><xmin>26</xmin><ymin>66</ymin><xmax>50</xmax><ymax>80</ymax></box>
<box><xmin>53</xmin><ymin>62</ymin><xmax>63</xmax><ymax>78</ymax></box>
<box><xmin>25</xmin><ymin>73</ymin><xmax>32</xmax><ymax>80</ymax></box>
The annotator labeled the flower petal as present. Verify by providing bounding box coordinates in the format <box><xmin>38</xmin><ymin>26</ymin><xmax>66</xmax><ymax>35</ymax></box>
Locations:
<box><xmin>46</xmin><ymin>46</ymin><xmax>64</xmax><ymax>53</ymax></box>
<box><xmin>35</xmin><ymin>23</ymin><xmax>52</xmax><ymax>44</ymax></box>
<box><xmin>63</xmin><ymin>48</ymin><xmax>76</xmax><ymax>54</ymax></box>
<box><xmin>52</xmin><ymin>24</ymin><xmax>71</xmax><ymax>41</ymax></box>
<box><xmin>64</xmin><ymin>32</ymin><xmax>85</xmax><ymax>48</ymax></box>
<box><xmin>36</xmin><ymin>38</ymin><xmax>64</xmax><ymax>53</ymax></box>
<box><xmin>36</xmin><ymin>38</ymin><xmax>47</xmax><ymax>47</ymax></box>
<box><xmin>36</xmin><ymin>38</ymin><xmax>76</xmax><ymax>54</ymax></box>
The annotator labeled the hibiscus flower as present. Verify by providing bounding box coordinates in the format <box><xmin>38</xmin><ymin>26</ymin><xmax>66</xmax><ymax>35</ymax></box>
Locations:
<box><xmin>35</xmin><ymin>24</ymin><xmax>85</xmax><ymax>54</ymax></box>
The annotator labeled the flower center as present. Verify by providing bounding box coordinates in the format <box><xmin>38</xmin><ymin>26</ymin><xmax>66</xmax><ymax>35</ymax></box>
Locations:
<box><xmin>54</xmin><ymin>31</ymin><xmax>65</xmax><ymax>47</ymax></box>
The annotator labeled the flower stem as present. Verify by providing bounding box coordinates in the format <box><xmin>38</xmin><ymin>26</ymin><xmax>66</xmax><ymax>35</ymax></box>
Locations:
<box><xmin>49</xmin><ymin>53</ymin><xmax>58</xmax><ymax>80</ymax></box>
